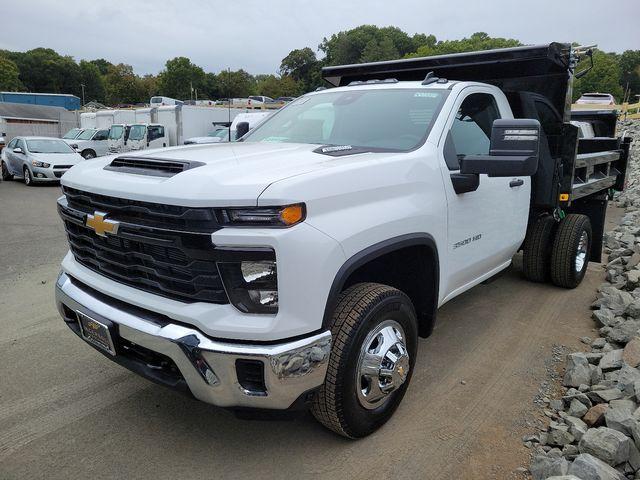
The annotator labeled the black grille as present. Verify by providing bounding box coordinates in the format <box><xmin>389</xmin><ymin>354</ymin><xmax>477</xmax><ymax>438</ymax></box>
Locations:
<box><xmin>236</xmin><ymin>359</ymin><xmax>266</xmax><ymax>394</ymax></box>
<box><xmin>105</xmin><ymin>156</ymin><xmax>204</xmax><ymax>177</ymax></box>
<box><xmin>62</xmin><ymin>186</ymin><xmax>219</xmax><ymax>232</ymax></box>
<box><xmin>54</xmin><ymin>171</ymin><xmax>65</xmax><ymax>178</ymax></box>
<box><xmin>60</xmin><ymin>213</ymin><xmax>228</xmax><ymax>304</ymax></box>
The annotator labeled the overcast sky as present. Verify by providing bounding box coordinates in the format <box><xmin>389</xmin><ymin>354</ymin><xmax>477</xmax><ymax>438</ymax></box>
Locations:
<box><xmin>1</xmin><ymin>0</ymin><xmax>638</xmax><ymax>76</ymax></box>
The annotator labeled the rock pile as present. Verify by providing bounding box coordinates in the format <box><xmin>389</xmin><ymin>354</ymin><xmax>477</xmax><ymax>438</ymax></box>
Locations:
<box><xmin>528</xmin><ymin>120</ymin><xmax>640</xmax><ymax>480</ymax></box>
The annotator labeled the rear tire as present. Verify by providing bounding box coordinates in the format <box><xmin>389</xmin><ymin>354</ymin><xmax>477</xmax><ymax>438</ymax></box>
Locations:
<box><xmin>23</xmin><ymin>166</ymin><xmax>33</xmax><ymax>186</ymax></box>
<box><xmin>550</xmin><ymin>214</ymin><xmax>592</xmax><ymax>289</ymax></box>
<box><xmin>311</xmin><ymin>283</ymin><xmax>418</xmax><ymax>438</ymax></box>
<box><xmin>1</xmin><ymin>161</ymin><xmax>13</xmax><ymax>181</ymax></box>
<box><xmin>522</xmin><ymin>215</ymin><xmax>556</xmax><ymax>282</ymax></box>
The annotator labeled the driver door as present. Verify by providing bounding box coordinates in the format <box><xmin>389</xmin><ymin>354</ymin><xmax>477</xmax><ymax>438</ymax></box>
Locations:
<box><xmin>439</xmin><ymin>88</ymin><xmax>530</xmax><ymax>300</ymax></box>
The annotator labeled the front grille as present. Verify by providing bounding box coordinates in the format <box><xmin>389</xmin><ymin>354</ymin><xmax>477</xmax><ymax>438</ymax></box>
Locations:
<box><xmin>58</xmin><ymin>193</ymin><xmax>229</xmax><ymax>304</ymax></box>
<box><xmin>62</xmin><ymin>219</ymin><xmax>227</xmax><ymax>303</ymax></box>
<box><xmin>62</xmin><ymin>186</ymin><xmax>219</xmax><ymax>232</ymax></box>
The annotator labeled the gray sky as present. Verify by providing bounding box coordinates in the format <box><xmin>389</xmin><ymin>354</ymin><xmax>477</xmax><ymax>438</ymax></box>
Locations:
<box><xmin>1</xmin><ymin>0</ymin><xmax>638</xmax><ymax>75</ymax></box>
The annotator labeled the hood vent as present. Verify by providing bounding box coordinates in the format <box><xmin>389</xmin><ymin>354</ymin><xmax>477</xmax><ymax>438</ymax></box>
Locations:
<box><xmin>105</xmin><ymin>156</ymin><xmax>204</xmax><ymax>177</ymax></box>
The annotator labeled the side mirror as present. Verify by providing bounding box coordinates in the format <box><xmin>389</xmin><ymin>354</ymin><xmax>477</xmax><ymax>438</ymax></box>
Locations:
<box><xmin>235</xmin><ymin>122</ymin><xmax>250</xmax><ymax>140</ymax></box>
<box><xmin>13</xmin><ymin>147</ymin><xmax>23</xmax><ymax>154</ymax></box>
<box><xmin>459</xmin><ymin>119</ymin><xmax>540</xmax><ymax>177</ymax></box>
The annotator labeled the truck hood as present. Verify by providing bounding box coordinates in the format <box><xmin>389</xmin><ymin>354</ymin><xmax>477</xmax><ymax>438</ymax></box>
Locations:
<box><xmin>60</xmin><ymin>141</ymin><xmax>385</xmax><ymax>207</ymax></box>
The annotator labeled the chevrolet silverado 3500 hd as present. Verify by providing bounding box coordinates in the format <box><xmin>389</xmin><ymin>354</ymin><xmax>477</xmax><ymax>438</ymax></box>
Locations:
<box><xmin>55</xmin><ymin>43</ymin><xmax>631</xmax><ymax>438</ymax></box>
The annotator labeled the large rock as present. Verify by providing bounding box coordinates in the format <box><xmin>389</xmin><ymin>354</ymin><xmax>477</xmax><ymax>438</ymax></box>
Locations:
<box><xmin>584</xmin><ymin>404</ymin><xmax>610</xmax><ymax>427</ymax></box>
<box><xmin>568</xmin><ymin>453</ymin><xmax>626</xmax><ymax>480</ymax></box>
<box><xmin>627</xmin><ymin>300</ymin><xmax>640</xmax><ymax>319</ymax></box>
<box><xmin>604</xmin><ymin>402</ymin><xmax>638</xmax><ymax>436</ymax></box>
<box><xmin>599</xmin><ymin>290</ymin><xmax>636</xmax><ymax>316</ymax></box>
<box><xmin>627</xmin><ymin>270</ymin><xmax>640</xmax><ymax>289</ymax></box>
<box><xmin>623</xmin><ymin>337</ymin><xmax>640</xmax><ymax>367</ymax></box>
<box><xmin>588</xmin><ymin>389</ymin><xmax>623</xmax><ymax>403</ymax></box>
<box><xmin>599</xmin><ymin>350</ymin><xmax>624</xmax><ymax>372</ymax></box>
<box><xmin>569</xmin><ymin>398</ymin><xmax>588</xmax><ymax>418</ymax></box>
<box><xmin>565</xmin><ymin>415</ymin><xmax>588</xmax><ymax>442</ymax></box>
<box><xmin>529</xmin><ymin>454</ymin><xmax>569</xmax><ymax>480</ymax></box>
<box><xmin>594</xmin><ymin>309</ymin><xmax>617</xmax><ymax>327</ymax></box>
<box><xmin>617</xmin><ymin>365</ymin><xmax>640</xmax><ymax>395</ymax></box>
<box><xmin>606</xmin><ymin>320</ymin><xmax>640</xmax><ymax>345</ymax></box>
<box><xmin>545</xmin><ymin>476</ymin><xmax>582</xmax><ymax>480</ymax></box>
<box><xmin>564</xmin><ymin>353</ymin><xmax>593</xmax><ymax>387</ymax></box>
<box><xmin>578</xmin><ymin>427</ymin><xmax>630</xmax><ymax>466</ymax></box>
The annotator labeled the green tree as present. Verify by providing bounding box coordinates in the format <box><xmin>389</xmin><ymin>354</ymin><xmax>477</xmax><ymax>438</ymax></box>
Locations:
<box><xmin>619</xmin><ymin>50</ymin><xmax>640</xmax><ymax>101</ymax></box>
<box><xmin>319</xmin><ymin>25</ymin><xmax>411</xmax><ymax>65</ymax></box>
<box><xmin>255</xmin><ymin>74</ymin><xmax>302</xmax><ymax>98</ymax></box>
<box><xmin>280</xmin><ymin>47</ymin><xmax>320</xmax><ymax>91</ymax></box>
<box><xmin>157</xmin><ymin>57</ymin><xmax>206</xmax><ymax>100</ymax></box>
<box><xmin>201</xmin><ymin>72</ymin><xmax>220</xmax><ymax>99</ymax></box>
<box><xmin>0</xmin><ymin>55</ymin><xmax>24</xmax><ymax>91</ymax></box>
<box><xmin>573</xmin><ymin>51</ymin><xmax>624</xmax><ymax>102</ymax></box>
<box><xmin>89</xmin><ymin>58</ymin><xmax>113</xmax><ymax>76</ymax></box>
<box><xmin>104</xmin><ymin>64</ymin><xmax>146</xmax><ymax>105</ymax></box>
<box><xmin>79</xmin><ymin>60</ymin><xmax>105</xmax><ymax>103</ymax></box>
<box><xmin>217</xmin><ymin>69</ymin><xmax>256</xmax><ymax>98</ymax></box>
<box><xmin>10</xmin><ymin>48</ymin><xmax>82</xmax><ymax>96</ymax></box>
<box><xmin>408</xmin><ymin>32</ymin><xmax>521</xmax><ymax>58</ymax></box>
<box><xmin>139</xmin><ymin>74</ymin><xmax>159</xmax><ymax>101</ymax></box>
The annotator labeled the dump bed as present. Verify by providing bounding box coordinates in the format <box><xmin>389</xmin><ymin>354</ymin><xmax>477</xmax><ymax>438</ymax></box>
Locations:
<box><xmin>322</xmin><ymin>43</ymin><xmax>630</xmax><ymax>211</ymax></box>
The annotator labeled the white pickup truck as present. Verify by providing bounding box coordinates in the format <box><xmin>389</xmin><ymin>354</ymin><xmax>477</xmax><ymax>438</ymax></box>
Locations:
<box><xmin>55</xmin><ymin>44</ymin><xmax>631</xmax><ymax>438</ymax></box>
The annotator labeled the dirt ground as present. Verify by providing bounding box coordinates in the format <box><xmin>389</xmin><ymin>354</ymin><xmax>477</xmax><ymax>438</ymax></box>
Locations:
<box><xmin>0</xmin><ymin>180</ymin><xmax>623</xmax><ymax>480</ymax></box>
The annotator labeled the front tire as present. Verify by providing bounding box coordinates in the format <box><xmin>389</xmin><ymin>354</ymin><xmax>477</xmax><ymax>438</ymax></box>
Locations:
<box><xmin>81</xmin><ymin>150</ymin><xmax>96</xmax><ymax>159</ymax></box>
<box><xmin>311</xmin><ymin>283</ymin><xmax>418</xmax><ymax>438</ymax></box>
<box><xmin>1</xmin><ymin>161</ymin><xmax>13</xmax><ymax>181</ymax></box>
<box><xmin>23</xmin><ymin>166</ymin><xmax>33</xmax><ymax>186</ymax></box>
<box><xmin>550</xmin><ymin>214</ymin><xmax>592</xmax><ymax>289</ymax></box>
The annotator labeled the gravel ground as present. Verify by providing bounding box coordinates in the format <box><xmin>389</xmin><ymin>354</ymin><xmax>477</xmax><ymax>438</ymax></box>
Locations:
<box><xmin>525</xmin><ymin>119</ymin><xmax>640</xmax><ymax>480</ymax></box>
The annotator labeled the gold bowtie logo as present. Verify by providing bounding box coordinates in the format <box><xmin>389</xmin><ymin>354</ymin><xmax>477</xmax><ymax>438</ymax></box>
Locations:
<box><xmin>86</xmin><ymin>211</ymin><xmax>119</xmax><ymax>237</ymax></box>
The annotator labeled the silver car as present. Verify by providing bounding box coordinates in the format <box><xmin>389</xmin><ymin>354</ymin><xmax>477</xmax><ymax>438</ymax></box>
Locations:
<box><xmin>1</xmin><ymin>136</ymin><xmax>84</xmax><ymax>186</ymax></box>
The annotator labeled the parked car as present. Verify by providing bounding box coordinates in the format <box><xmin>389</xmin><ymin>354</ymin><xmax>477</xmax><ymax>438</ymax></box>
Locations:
<box><xmin>1</xmin><ymin>136</ymin><xmax>83</xmax><ymax>185</ymax></box>
<box><xmin>576</xmin><ymin>93</ymin><xmax>616</xmax><ymax>105</ymax></box>
<box><xmin>65</xmin><ymin>128</ymin><xmax>110</xmax><ymax>159</ymax></box>
<box><xmin>276</xmin><ymin>96</ymin><xmax>296</xmax><ymax>103</ymax></box>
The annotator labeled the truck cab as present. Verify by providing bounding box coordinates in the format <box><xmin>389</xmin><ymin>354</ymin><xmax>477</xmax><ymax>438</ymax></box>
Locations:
<box><xmin>107</xmin><ymin>124</ymin><xmax>131</xmax><ymax>154</ymax></box>
<box><xmin>54</xmin><ymin>43</ymin><xmax>630</xmax><ymax>439</ymax></box>
<box><xmin>126</xmin><ymin>123</ymin><xmax>168</xmax><ymax>151</ymax></box>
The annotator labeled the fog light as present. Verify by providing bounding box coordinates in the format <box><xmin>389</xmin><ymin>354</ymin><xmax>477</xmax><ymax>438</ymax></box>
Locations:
<box><xmin>218</xmin><ymin>259</ymin><xmax>278</xmax><ymax>314</ymax></box>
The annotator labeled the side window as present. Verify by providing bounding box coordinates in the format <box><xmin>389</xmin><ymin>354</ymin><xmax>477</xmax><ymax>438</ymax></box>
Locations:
<box><xmin>17</xmin><ymin>139</ymin><xmax>26</xmax><ymax>151</ymax></box>
<box><xmin>446</xmin><ymin>93</ymin><xmax>501</xmax><ymax>170</ymax></box>
<box><xmin>7</xmin><ymin>139</ymin><xmax>17</xmax><ymax>149</ymax></box>
<box><xmin>94</xmin><ymin>130</ymin><xmax>109</xmax><ymax>141</ymax></box>
<box><xmin>148</xmin><ymin>126</ymin><xmax>164</xmax><ymax>141</ymax></box>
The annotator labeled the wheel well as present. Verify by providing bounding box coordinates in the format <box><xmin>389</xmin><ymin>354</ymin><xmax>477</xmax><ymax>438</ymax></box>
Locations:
<box><xmin>323</xmin><ymin>236</ymin><xmax>439</xmax><ymax>338</ymax></box>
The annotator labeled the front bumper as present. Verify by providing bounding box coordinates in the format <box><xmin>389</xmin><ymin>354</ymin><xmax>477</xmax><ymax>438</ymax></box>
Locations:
<box><xmin>55</xmin><ymin>272</ymin><xmax>331</xmax><ymax>410</ymax></box>
<box><xmin>32</xmin><ymin>166</ymin><xmax>69</xmax><ymax>180</ymax></box>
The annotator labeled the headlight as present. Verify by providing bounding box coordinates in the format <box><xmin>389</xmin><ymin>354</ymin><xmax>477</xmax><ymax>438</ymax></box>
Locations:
<box><xmin>216</xmin><ymin>204</ymin><xmax>305</xmax><ymax>228</ymax></box>
<box><xmin>31</xmin><ymin>160</ymin><xmax>50</xmax><ymax>168</ymax></box>
<box><xmin>218</xmin><ymin>256</ymin><xmax>278</xmax><ymax>314</ymax></box>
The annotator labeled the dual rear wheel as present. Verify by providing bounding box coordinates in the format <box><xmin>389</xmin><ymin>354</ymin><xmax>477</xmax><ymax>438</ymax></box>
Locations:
<box><xmin>523</xmin><ymin>213</ymin><xmax>592</xmax><ymax>289</ymax></box>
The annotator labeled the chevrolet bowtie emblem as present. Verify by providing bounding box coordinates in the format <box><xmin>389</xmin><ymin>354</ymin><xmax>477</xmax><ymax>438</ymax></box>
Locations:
<box><xmin>86</xmin><ymin>211</ymin><xmax>119</xmax><ymax>237</ymax></box>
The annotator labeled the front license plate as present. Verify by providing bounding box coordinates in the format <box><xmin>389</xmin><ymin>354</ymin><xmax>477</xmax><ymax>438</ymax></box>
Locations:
<box><xmin>77</xmin><ymin>312</ymin><xmax>116</xmax><ymax>356</ymax></box>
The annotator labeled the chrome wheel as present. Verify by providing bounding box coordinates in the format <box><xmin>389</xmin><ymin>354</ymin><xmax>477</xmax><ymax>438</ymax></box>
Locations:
<box><xmin>23</xmin><ymin>167</ymin><xmax>30</xmax><ymax>185</ymax></box>
<box><xmin>356</xmin><ymin>319</ymin><xmax>410</xmax><ymax>410</ymax></box>
<box><xmin>575</xmin><ymin>231</ymin><xmax>589</xmax><ymax>273</ymax></box>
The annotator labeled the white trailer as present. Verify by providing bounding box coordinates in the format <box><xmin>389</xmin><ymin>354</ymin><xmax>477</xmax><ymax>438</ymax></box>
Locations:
<box><xmin>95</xmin><ymin>110</ymin><xmax>137</xmax><ymax>130</ymax></box>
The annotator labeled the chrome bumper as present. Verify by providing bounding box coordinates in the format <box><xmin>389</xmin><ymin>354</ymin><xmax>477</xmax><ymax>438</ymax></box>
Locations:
<box><xmin>55</xmin><ymin>272</ymin><xmax>331</xmax><ymax>410</ymax></box>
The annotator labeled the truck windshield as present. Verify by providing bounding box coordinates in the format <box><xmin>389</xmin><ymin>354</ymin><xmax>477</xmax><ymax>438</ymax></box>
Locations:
<box><xmin>27</xmin><ymin>139</ymin><xmax>74</xmax><ymax>154</ymax></box>
<box><xmin>77</xmin><ymin>129</ymin><xmax>97</xmax><ymax>140</ymax></box>
<box><xmin>128</xmin><ymin>125</ymin><xmax>146</xmax><ymax>141</ymax></box>
<box><xmin>109</xmin><ymin>126</ymin><xmax>124</xmax><ymax>140</ymax></box>
<box><xmin>63</xmin><ymin>128</ymin><xmax>82</xmax><ymax>139</ymax></box>
<box><xmin>245</xmin><ymin>88</ymin><xmax>449</xmax><ymax>151</ymax></box>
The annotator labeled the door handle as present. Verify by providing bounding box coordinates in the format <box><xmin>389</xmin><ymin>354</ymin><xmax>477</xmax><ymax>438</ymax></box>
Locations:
<box><xmin>509</xmin><ymin>179</ymin><xmax>524</xmax><ymax>188</ymax></box>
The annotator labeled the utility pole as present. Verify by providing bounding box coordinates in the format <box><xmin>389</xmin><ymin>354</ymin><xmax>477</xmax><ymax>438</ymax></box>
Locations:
<box><xmin>80</xmin><ymin>83</ymin><xmax>85</xmax><ymax>106</ymax></box>
<box><xmin>227</xmin><ymin>68</ymin><xmax>231</xmax><ymax>142</ymax></box>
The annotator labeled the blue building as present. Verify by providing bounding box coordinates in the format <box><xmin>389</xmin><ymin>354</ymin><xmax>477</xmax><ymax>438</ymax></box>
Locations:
<box><xmin>0</xmin><ymin>92</ymin><xmax>81</xmax><ymax>111</ymax></box>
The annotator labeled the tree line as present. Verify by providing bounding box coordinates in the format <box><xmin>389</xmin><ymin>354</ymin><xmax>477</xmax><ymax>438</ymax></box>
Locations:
<box><xmin>0</xmin><ymin>27</ymin><xmax>638</xmax><ymax>106</ymax></box>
